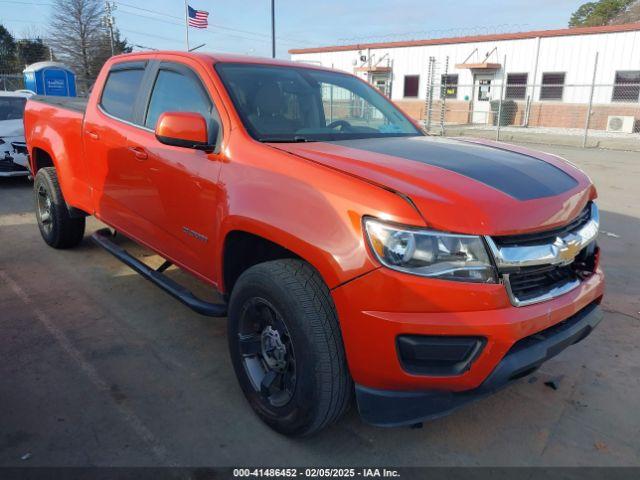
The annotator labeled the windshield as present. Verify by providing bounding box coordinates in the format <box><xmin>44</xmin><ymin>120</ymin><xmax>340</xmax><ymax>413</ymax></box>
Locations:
<box><xmin>215</xmin><ymin>63</ymin><xmax>422</xmax><ymax>142</ymax></box>
<box><xmin>0</xmin><ymin>97</ymin><xmax>27</xmax><ymax>121</ymax></box>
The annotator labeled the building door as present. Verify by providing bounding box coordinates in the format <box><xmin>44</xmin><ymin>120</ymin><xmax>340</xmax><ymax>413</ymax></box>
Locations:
<box><xmin>472</xmin><ymin>74</ymin><xmax>494</xmax><ymax>124</ymax></box>
<box><xmin>371</xmin><ymin>73</ymin><xmax>391</xmax><ymax>97</ymax></box>
<box><xmin>370</xmin><ymin>73</ymin><xmax>390</xmax><ymax>121</ymax></box>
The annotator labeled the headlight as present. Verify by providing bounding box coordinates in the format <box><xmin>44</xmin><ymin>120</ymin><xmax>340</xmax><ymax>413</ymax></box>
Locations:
<box><xmin>364</xmin><ymin>218</ymin><xmax>497</xmax><ymax>283</ymax></box>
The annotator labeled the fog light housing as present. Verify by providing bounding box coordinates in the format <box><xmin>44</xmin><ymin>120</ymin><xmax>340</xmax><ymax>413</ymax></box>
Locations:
<box><xmin>396</xmin><ymin>335</ymin><xmax>486</xmax><ymax>376</ymax></box>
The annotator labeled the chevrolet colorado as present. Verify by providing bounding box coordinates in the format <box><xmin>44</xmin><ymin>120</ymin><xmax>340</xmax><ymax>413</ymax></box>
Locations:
<box><xmin>24</xmin><ymin>52</ymin><xmax>604</xmax><ymax>436</ymax></box>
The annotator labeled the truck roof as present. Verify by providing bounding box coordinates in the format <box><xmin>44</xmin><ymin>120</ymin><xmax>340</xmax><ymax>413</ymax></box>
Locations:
<box><xmin>111</xmin><ymin>51</ymin><xmax>335</xmax><ymax>73</ymax></box>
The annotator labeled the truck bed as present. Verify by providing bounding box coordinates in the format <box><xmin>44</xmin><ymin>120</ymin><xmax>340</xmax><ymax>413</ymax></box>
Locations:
<box><xmin>31</xmin><ymin>95</ymin><xmax>88</xmax><ymax>114</ymax></box>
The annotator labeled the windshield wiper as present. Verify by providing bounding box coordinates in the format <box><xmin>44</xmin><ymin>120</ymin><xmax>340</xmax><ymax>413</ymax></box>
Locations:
<box><xmin>260</xmin><ymin>135</ymin><xmax>315</xmax><ymax>143</ymax></box>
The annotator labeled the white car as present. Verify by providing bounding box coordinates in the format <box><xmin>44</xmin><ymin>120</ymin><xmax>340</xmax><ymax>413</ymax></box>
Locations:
<box><xmin>0</xmin><ymin>90</ymin><xmax>34</xmax><ymax>178</ymax></box>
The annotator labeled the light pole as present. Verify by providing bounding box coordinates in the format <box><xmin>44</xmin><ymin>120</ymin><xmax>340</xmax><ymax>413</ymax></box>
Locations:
<box><xmin>104</xmin><ymin>0</ymin><xmax>116</xmax><ymax>56</ymax></box>
<box><xmin>271</xmin><ymin>0</ymin><xmax>275</xmax><ymax>58</ymax></box>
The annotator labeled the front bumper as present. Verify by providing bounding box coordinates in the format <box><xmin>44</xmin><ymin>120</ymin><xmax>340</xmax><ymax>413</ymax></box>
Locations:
<box><xmin>331</xmin><ymin>261</ymin><xmax>604</xmax><ymax>425</ymax></box>
<box><xmin>0</xmin><ymin>142</ymin><xmax>29</xmax><ymax>177</ymax></box>
<box><xmin>355</xmin><ymin>302</ymin><xmax>602</xmax><ymax>426</ymax></box>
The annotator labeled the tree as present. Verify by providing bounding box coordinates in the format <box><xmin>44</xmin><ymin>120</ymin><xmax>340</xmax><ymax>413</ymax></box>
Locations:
<box><xmin>0</xmin><ymin>25</ymin><xmax>17</xmax><ymax>73</ymax></box>
<box><xmin>610</xmin><ymin>0</ymin><xmax>640</xmax><ymax>22</ymax></box>
<box><xmin>49</xmin><ymin>0</ymin><xmax>104</xmax><ymax>82</ymax></box>
<box><xmin>90</xmin><ymin>28</ymin><xmax>132</xmax><ymax>78</ymax></box>
<box><xmin>569</xmin><ymin>0</ymin><xmax>635</xmax><ymax>27</ymax></box>
<box><xmin>17</xmin><ymin>38</ymin><xmax>51</xmax><ymax>67</ymax></box>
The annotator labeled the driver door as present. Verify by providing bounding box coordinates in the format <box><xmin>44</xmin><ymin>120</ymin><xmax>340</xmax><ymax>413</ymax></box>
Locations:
<box><xmin>125</xmin><ymin>61</ymin><xmax>225</xmax><ymax>279</ymax></box>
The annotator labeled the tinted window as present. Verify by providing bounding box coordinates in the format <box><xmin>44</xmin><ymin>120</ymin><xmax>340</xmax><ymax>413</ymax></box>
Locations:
<box><xmin>215</xmin><ymin>63</ymin><xmax>421</xmax><ymax>142</ymax></box>
<box><xmin>506</xmin><ymin>73</ymin><xmax>528</xmax><ymax>100</ymax></box>
<box><xmin>100</xmin><ymin>68</ymin><xmax>145</xmax><ymax>122</ymax></box>
<box><xmin>0</xmin><ymin>97</ymin><xmax>27</xmax><ymax>121</ymax></box>
<box><xmin>145</xmin><ymin>69</ymin><xmax>212</xmax><ymax>129</ymax></box>
<box><xmin>403</xmin><ymin>75</ymin><xmax>420</xmax><ymax>97</ymax></box>
<box><xmin>612</xmin><ymin>71</ymin><xmax>640</xmax><ymax>102</ymax></box>
<box><xmin>540</xmin><ymin>72</ymin><xmax>565</xmax><ymax>101</ymax></box>
<box><xmin>441</xmin><ymin>74</ymin><xmax>458</xmax><ymax>99</ymax></box>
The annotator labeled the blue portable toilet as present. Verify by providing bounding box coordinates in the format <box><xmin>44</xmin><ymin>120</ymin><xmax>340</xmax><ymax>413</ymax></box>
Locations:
<box><xmin>23</xmin><ymin>61</ymin><xmax>77</xmax><ymax>97</ymax></box>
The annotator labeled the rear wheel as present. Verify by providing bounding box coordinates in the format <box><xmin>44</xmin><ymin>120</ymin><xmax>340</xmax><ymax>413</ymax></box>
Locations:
<box><xmin>228</xmin><ymin>259</ymin><xmax>352</xmax><ymax>436</ymax></box>
<box><xmin>34</xmin><ymin>167</ymin><xmax>85</xmax><ymax>249</ymax></box>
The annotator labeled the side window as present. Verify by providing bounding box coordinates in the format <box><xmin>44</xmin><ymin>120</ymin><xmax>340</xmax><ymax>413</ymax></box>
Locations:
<box><xmin>540</xmin><ymin>72</ymin><xmax>565</xmax><ymax>101</ymax></box>
<box><xmin>403</xmin><ymin>75</ymin><xmax>420</xmax><ymax>98</ymax></box>
<box><xmin>100</xmin><ymin>67</ymin><xmax>146</xmax><ymax>122</ymax></box>
<box><xmin>145</xmin><ymin>69</ymin><xmax>213</xmax><ymax>130</ymax></box>
<box><xmin>612</xmin><ymin>71</ymin><xmax>640</xmax><ymax>102</ymax></box>
<box><xmin>505</xmin><ymin>73</ymin><xmax>528</xmax><ymax>100</ymax></box>
<box><xmin>441</xmin><ymin>74</ymin><xmax>458</xmax><ymax>99</ymax></box>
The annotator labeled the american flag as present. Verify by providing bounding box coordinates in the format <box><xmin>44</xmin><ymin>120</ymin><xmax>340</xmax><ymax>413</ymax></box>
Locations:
<box><xmin>188</xmin><ymin>6</ymin><xmax>209</xmax><ymax>29</ymax></box>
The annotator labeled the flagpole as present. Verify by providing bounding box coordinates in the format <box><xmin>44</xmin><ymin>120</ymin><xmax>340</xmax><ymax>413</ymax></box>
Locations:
<box><xmin>184</xmin><ymin>0</ymin><xmax>190</xmax><ymax>51</ymax></box>
<box><xmin>271</xmin><ymin>0</ymin><xmax>275</xmax><ymax>58</ymax></box>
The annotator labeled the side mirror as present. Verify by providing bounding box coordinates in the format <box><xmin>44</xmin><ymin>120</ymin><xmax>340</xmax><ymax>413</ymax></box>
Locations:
<box><xmin>155</xmin><ymin>112</ymin><xmax>217</xmax><ymax>152</ymax></box>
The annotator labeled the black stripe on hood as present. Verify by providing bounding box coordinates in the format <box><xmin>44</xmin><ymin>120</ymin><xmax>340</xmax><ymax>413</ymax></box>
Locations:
<box><xmin>328</xmin><ymin>136</ymin><xmax>578</xmax><ymax>201</ymax></box>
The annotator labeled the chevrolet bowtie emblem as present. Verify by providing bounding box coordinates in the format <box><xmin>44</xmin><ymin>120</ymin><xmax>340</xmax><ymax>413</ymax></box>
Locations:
<box><xmin>555</xmin><ymin>236</ymin><xmax>582</xmax><ymax>263</ymax></box>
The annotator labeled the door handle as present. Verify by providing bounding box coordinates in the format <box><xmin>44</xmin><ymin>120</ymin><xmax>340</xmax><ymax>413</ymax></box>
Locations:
<box><xmin>128</xmin><ymin>146</ymin><xmax>148</xmax><ymax>160</ymax></box>
<box><xmin>86</xmin><ymin>130</ymin><xmax>99</xmax><ymax>140</ymax></box>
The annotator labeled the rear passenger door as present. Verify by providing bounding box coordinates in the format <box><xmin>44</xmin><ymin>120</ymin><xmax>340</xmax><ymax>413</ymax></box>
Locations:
<box><xmin>124</xmin><ymin>61</ymin><xmax>225</xmax><ymax>279</ymax></box>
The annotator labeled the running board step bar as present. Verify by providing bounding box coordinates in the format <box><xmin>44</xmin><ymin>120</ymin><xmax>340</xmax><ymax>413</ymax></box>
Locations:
<box><xmin>91</xmin><ymin>228</ymin><xmax>227</xmax><ymax>317</ymax></box>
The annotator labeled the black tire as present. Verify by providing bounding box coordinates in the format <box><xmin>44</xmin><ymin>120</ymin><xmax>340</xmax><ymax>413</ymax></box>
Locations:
<box><xmin>228</xmin><ymin>259</ymin><xmax>352</xmax><ymax>436</ymax></box>
<box><xmin>34</xmin><ymin>167</ymin><xmax>85</xmax><ymax>249</ymax></box>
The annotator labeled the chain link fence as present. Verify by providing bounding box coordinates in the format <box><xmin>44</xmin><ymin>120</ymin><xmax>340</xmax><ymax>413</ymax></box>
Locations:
<box><xmin>420</xmin><ymin>56</ymin><xmax>640</xmax><ymax>151</ymax></box>
<box><xmin>0</xmin><ymin>74</ymin><xmax>25</xmax><ymax>92</ymax></box>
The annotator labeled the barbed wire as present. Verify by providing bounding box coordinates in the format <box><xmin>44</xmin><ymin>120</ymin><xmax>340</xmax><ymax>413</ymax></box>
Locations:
<box><xmin>336</xmin><ymin>24</ymin><xmax>534</xmax><ymax>45</ymax></box>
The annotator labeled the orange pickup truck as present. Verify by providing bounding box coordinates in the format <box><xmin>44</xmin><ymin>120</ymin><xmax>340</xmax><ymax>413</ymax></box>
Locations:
<box><xmin>24</xmin><ymin>51</ymin><xmax>604</xmax><ymax>436</ymax></box>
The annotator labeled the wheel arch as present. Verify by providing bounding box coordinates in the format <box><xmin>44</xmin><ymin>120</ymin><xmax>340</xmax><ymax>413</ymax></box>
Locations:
<box><xmin>30</xmin><ymin>146</ymin><xmax>56</xmax><ymax>174</ymax></box>
<box><xmin>221</xmin><ymin>226</ymin><xmax>327</xmax><ymax>296</ymax></box>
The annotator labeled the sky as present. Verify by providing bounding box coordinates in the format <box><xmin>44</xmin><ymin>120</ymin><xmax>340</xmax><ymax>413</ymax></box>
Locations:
<box><xmin>0</xmin><ymin>0</ymin><xmax>588</xmax><ymax>58</ymax></box>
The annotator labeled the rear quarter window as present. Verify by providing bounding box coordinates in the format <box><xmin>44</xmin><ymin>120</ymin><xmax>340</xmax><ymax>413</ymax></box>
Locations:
<box><xmin>100</xmin><ymin>67</ymin><xmax>146</xmax><ymax>122</ymax></box>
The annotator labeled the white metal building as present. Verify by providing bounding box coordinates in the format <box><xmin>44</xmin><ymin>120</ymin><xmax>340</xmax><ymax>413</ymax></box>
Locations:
<box><xmin>289</xmin><ymin>23</ymin><xmax>640</xmax><ymax>130</ymax></box>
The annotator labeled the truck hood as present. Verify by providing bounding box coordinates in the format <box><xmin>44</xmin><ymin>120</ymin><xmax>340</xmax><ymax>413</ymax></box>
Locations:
<box><xmin>270</xmin><ymin>136</ymin><xmax>595</xmax><ymax>236</ymax></box>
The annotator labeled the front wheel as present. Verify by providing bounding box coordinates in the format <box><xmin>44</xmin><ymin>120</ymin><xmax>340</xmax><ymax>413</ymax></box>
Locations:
<box><xmin>34</xmin><ymin>167</ymin><xmax>85</xmax><ymax>249</ymax></box>
<box><xmin>228</xmin><ymin>259</ymin><xmax>352</xmax><ymax>436</ymax></box>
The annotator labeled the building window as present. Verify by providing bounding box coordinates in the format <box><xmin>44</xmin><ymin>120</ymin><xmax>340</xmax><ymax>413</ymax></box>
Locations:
<box><xmin>403</xmin><ymin>75</ymin><xmax>420</xmax><ymax>98</ymax></box>
<box><xmin>441</xmin><ymin>74</ymin><xmax>458</xmax><ymax>99</ymax></box>
<box><xmin>540</xmin><ymin>72</ymin><xmax>565</xmax><ymax>101</ymax></box>
<box><xmin>505</xmin><ymin>73</ymin><xmax>528</xmax><ymax>100</ymax></box>
<box><xmin>612</xmin><ymin>71</ymin><xmax>640</xmax><ymax>102</ymax></box>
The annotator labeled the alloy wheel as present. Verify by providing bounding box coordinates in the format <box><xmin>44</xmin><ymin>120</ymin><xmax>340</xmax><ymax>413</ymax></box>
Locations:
<box><xmin>237</xmin><ymin>297</ymin><xmax>297</xmax><ymax>408</ymax></box>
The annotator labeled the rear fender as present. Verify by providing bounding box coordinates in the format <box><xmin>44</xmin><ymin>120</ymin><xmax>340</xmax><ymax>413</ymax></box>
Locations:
<box><xmin>25</xmin><ymin>106</ymin><xmax>92</xmax><ymax>213</ymax></box>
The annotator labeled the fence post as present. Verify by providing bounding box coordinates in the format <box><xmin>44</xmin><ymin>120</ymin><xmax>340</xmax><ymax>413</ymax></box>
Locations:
<box><xmin>496</xmin><ymin>54</ymin><xmax>507</xmax><ymax>142</ymax></box>
<box><xmin>440</xmin><ymin>56</ymin><xmax>449</xmax><ymax>136</ymax></box>
<box><xmin>423</xmin><ymin>56</ymin><xmax>435</xmax><ymax>132</ymax></box>
<box><xmin>582</xmin><ymin>52</ymin><xmax>599</xmax><ymax>148</ymax></box>
<box><xmin>329</xmin><ymin>63</ymin><xmax>334</xmax><ymax>123</ymax></box>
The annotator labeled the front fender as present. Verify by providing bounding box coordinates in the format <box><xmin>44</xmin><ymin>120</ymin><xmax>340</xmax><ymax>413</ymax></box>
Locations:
<box><xmin>215</xmin><ymin>141</ymin><xmax>424</xmax><ymax>291</ymax></box>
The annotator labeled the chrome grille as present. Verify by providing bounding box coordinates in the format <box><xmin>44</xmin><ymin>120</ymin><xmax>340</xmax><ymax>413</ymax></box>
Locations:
<box><xmin>486</xmin><ymin>203</ymin><xmax>599</xmax><ymax>307</ymax></box>
<box><xmin>493</xmin><ymin>203</ymin><xmax>592</xmax><ymax>247</ymax></box>
<box><xmin>506</xmin><ymin>264</ymin><xmax>579</xmax><ymax>305</ymax></box>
